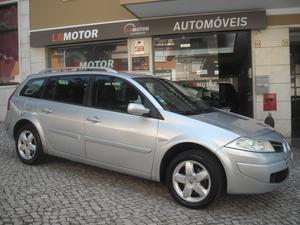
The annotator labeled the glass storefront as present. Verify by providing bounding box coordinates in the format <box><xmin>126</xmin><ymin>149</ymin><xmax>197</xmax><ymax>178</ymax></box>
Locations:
<box><xmin>153</xmin><ymin>31</ymin><xmax>252</xmax><ymax>116</ymax></box>
<box><xmin>154</xmin><ymin>33</ymin><xmax>219</xmax><ymax>83</ymax></box>
<box><xmin>0</xmin><ymin>3</ymin><xmax>19</xmax><ymax>82</ymax></box>
<box><xmin>47</xmin><ymin>31</ymin><xmax>253</xmax><ymax>117</ymax></box>
<box><xmin>49</xmin><ymin>40</ymin><xmax>128</xmax><ymax>71</ymax></box>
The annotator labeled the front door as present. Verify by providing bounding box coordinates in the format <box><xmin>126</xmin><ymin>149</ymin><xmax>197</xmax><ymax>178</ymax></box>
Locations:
<box><xmin>84</xmin><ymin>75</ymin><xmax>159</xmax><ymax>174</ymax></box>
<box><xmin>37</xmin><ymin>75</ymin><xmax>89</xmax><ymax>157</ymax></box>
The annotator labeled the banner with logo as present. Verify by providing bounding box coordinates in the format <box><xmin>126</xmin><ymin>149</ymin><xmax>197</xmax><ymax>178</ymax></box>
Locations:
<box><xmin>30</xmin><ymin>10</ymin><xmax>266</xmax><ymax>47</ymax></box>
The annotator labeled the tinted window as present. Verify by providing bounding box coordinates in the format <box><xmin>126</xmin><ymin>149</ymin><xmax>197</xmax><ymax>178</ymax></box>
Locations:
<box><xmin>92</xmin><ymin>76</ymin><xmax>143</xmax><ymax>113</ymax></box>
<box><xmin>42</xmin><ymin>78</ymin><xmax>56</xmax><ymax>100</ymax></box>
<box><xmin>20</xmin><ymin>78</ymin><xmax>46</xmax><ymax>98</ymax></box>
<box><xmin>42</xmin><ymin>76</ymin><xmax>89</xmax><ymax>105</ymax></box>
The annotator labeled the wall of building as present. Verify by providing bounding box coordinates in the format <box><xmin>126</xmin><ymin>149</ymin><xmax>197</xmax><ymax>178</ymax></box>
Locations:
<box><xmin>128</xmin><ymin>37</ymin><xmax>153</xmax><ymax>73</ymax></box>
<box><xmin>0</xmin><ymin>86</ymin><xmax>16</xmax><ymax>121</ymax></box>
<box><xmin>30</xmin><ymin>0</ymin><xmax>135</xmax><ymax>30</ymax></box>
<box><xmin>0</xmin><ymin>0</ymin><xmax>28</xmax><ymax>120</ymax></box>
<box><xmin>251</xmin><ymin>12</ymin><xmax>300</xmax><ymax>137</ymax></box>
<box><xmin>19</xmin><ymin>0</ymin><xmax>46</xmax><ymax>81</ymax></box>
<box><xmin>252</xmin><ymin>27</ymin><xmax>291</xmax><ymax>137</ymax></box>
<box><xmin>19</xmin><ymin>0</ymin><xmax>46</xmax><ymax>77</ymax></box>
<box><xmin>0</xmin><ymin>0</ymin><xmax>46</xmax><ymax>121</ymax></box>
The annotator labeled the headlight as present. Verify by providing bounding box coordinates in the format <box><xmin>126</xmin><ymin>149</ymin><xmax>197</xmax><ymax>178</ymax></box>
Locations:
<box><xmin>226</xmin><ymin>137</ymin><xmax>275</xmax><ymax>152</ymax></box>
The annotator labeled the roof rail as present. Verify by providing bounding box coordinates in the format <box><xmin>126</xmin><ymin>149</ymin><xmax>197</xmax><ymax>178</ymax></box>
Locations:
<box><xmin>39</xmin><ymin>67</ymin><xmax>118</xmax><ymax>74</ymax></box>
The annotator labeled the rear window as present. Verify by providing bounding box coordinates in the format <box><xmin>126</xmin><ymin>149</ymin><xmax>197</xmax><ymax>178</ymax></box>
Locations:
<box><xmin>20</xmin><ymin>78</ymin><xmax>46</xmax><ymax>98</ymax></box>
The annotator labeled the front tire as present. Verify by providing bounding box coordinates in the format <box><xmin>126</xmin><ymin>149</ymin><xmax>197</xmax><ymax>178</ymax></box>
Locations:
<box><xmin>15</xmin><ymin>124</ymin><xmax>45</xmax><ymax>165</ymax></box>
<box><xmin>166</xmin><ymin>150</ymin><xmax>224</xmax><ymax>209</ymax></box>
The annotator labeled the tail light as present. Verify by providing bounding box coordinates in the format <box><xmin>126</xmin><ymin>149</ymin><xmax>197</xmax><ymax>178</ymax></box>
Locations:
<box><xmin>7</xmin><ymin>88</ymin><xmax>18</xmax><ymax>111</ymax></box>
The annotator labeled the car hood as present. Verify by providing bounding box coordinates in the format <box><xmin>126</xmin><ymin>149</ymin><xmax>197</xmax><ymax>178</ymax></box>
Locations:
<box><xmin>189</xmin><ymin>110</ymin><xmax>274</xmax><ymax>137</ymax></box>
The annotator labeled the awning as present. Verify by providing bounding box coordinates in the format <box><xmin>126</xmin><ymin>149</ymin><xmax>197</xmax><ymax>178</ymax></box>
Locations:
<box><xmin>121</xmin><ymin>0</ymin><xmax>300</xmax><ymax>19</ymax></box>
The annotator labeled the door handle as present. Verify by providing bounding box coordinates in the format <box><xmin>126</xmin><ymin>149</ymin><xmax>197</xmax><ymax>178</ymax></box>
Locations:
<box><xmin>42</xmin><ymin>108</ymin><xmax>53</xmax><ymax>114</ymax></box>
<box><xmin>86</xmin><ymin>116</ymin><xmax>101</xmax><ymax>123</ymax></box>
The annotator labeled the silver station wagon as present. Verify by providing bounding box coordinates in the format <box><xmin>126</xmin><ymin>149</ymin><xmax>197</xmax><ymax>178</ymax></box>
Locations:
<box><xmin>5</xmin><ymin>68</ymin><xmax>292</xmax><ymax>208</ymax></box>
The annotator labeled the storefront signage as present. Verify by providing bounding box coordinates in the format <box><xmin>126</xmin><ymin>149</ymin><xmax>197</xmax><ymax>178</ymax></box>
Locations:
<box><xmin>173</xmin><ymin>16</ymin><xmax>248</xmax><ymax>32</ymax></box>
<box><xmin>256</xmin><ymin>76</ymin><xmax>269</xmax><ymax>94</ymax></box>
<box><xmin>51</xmin><ymin>29</ymin><xmax>99</xmax><ymax>42</ymax></box>
<box><xmin>80</xmin><ymin>59</ymin><xmax>114</xmax><ymax>68</ymax></box>
<box><xmin>31</xmin><ymin>10</ymin><xmax>266</xmax><ymax>47</ymax></box>
<box><xmin>124</xmin><ymin>23</ymin><xmax>150</xmax><ymax>36</ymax></box>
<box><xmin>134</xmin><ymin>40</ymin><xmax>145</xmax><ymax>55</ymax></box>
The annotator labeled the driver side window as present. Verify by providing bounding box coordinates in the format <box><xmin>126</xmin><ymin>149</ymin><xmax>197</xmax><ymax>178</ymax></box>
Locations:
<box><xmin>92</xmin><ymin>76</ymin><xmax>144</xmax><ymax>113</ymax></box>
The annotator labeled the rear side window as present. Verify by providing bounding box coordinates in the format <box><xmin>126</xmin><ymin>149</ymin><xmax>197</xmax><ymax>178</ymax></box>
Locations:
<box><xmin>20</xmin><ymin>78</ymin><xmax>46</xmax><ymax>98</ymax></box>
<box><xmin>42</xmin><ymin>76</ymin><xmax>89</xmax><ymax>105</ymax></box>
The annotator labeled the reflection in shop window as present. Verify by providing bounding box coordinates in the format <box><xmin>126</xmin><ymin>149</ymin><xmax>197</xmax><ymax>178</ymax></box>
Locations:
<box><xmin>0</xmin><ymin>4</ymin><xmax>19</xmax><ymax>82</ymax></box>
<box><xmin>49</xmin><ymin>40</ymin><xmax>128</xmax><ymax>71</ymax></box>
<box><xmin>153</xmin><ymin>34</ymin><xmax>220</xmax><ymax>88</ymax></box>
<box><xmin>132</xmin><ymin>56</ymin><xmax>149</xmax><ymax>71</ymax></box>
<box><xmin>153</xmin><ymin>32</ymin><xmax>252</xmax><ymax>117</ymax></box>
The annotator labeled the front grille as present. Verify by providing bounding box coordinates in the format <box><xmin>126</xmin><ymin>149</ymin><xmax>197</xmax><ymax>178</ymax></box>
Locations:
<box><xmin>270</xmin><ymin>141</ymin><xmax>284</xmax><ymax>152</ymax></box>
<box><xmin>270</xmin><ymin>168</ymin><xmax>289</xmax><ymax>183</ymax></box>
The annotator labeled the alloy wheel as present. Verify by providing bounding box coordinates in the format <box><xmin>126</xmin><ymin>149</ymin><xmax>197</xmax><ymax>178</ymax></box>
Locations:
<box><xmin>17</xmin><ymin>130</ymin><xmax>37</xmax><ymax>160</ymax></box>
<box><xmin>172</xmin><ymin>160</ymin><xmax>211</xmax><ymax>203</ymax></box>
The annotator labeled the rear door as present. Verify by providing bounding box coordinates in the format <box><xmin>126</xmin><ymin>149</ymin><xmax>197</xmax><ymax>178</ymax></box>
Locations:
<box><xmin>37</xmin><ymin>75</ymin><xmax>89</xmax><ymax>157</ymax></box>
<box><xmin>84</xmin><ymin>75</ymin><xmax>159</xmax><ymax>174</ymax></box>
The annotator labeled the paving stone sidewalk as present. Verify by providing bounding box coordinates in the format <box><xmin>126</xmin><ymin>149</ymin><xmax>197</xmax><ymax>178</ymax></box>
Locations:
<box><xmin>0</xmin><ymin>123</ymin><xmax>299</xmax><ymax>225</ymax></box>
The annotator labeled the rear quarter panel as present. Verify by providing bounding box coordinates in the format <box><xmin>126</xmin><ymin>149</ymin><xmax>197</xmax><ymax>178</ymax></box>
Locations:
<box><xmin>6</xmin><ymin>95</ymin><xmax>49</xmax><ymax>154</ymax></box>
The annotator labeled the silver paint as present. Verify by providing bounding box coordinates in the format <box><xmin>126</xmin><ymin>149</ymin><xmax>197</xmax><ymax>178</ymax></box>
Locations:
<box><xmin>5</xmin><ymin>70</ymin><xmax>292</xmax><ymax>196</ymax></box>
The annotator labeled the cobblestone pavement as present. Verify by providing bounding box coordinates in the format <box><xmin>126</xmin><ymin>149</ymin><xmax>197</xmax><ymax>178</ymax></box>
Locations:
<box><xmin>0</xmin><ymin>123</ymin><xmax>299</xmax><ymax>225</ymax></box>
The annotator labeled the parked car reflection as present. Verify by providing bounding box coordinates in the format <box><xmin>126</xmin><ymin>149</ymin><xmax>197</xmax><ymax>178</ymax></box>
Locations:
<box><xmin>179</xmin><ymin>83</ymin><xmax>238</xmax><ymax>112</ymax></box>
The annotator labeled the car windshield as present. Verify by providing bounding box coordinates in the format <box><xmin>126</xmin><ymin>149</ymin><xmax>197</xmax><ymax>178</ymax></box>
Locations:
<box><xmin>134</xmin><ymin>77</ymin><xmax>214</xmax><ymax>115</ymax></box>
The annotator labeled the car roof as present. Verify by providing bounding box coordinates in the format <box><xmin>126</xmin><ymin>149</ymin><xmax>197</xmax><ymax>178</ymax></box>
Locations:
<box><xmin>27</xmin><ymin>69</ymin><xmax>153</xmax><ymax>80</ymax></box>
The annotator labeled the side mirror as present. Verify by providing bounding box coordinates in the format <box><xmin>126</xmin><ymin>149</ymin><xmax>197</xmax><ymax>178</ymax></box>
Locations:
<box><xmin>127</xmin><ymin>103</ymin><xmax>150</xmax><ymax>116</ymax></box>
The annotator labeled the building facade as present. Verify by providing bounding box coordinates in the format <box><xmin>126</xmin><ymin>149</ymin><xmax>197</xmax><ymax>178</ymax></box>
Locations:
<box><xmin>0</xmin><ymin>0</ymin><xmax>300</xmax><ymax>138</ymax></box>
<box><xmin>0</xmin><ymin>0</ymin><xmax>33</xmax><ymax>121</ymax></box>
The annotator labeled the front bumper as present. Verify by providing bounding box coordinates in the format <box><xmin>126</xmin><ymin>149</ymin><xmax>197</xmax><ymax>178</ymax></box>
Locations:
<box><xmin>217</xmin><ymin>146</ymin><xmax>292</xmax><ymax>194</ymax></box>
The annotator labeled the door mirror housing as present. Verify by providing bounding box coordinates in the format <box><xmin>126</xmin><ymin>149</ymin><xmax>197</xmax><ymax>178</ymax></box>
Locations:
<box><xmin>127</xmin><ymin>103</ymin><xmax>150</xmax><ymax>116</ymax></box>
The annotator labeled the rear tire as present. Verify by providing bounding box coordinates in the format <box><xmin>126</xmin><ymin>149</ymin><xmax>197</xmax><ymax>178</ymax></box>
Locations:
<box><xmin>166</xmin><ymin>150</ymin><xmax>224</xmax><ymax>209</ymax></box>
<box><xmin>15</xmin><ymin>124</ymin><xmax>45</xmax><ymax>165</ymax></box>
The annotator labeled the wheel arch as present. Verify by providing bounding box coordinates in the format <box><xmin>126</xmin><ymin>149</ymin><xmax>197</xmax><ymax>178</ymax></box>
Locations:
<box><xmin>159</xmin><ymin>142</ymin><xmax>227</xmax><ymax>193</ymax></box>
<box><xmin>13</xmin><ymin>119</ymin><xmax>33</xmax><ymax>139</ymax></box>
<box><xmin>13</xmin><ymin>118</ymin><xmax>47</xmax><ymax>153</ymax></box>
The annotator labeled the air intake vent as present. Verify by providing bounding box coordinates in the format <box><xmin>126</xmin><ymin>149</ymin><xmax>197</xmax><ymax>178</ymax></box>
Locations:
<box><xmin>270</xmin><ymin>168</ymin><xmax>289</xmax><ymax>183</ymax></box>
<box><xmin>270</xmin><ymin>141</ymin><xmax>284</xmax><ymax>152</ymax></box>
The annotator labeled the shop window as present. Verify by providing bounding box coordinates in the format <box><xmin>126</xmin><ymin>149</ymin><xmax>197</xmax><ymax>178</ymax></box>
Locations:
<box><xmin>0</xmin><ymin>4</ymin><xmax>19</xmax><ymax>82</ymax></box>
<box><xmin>132</xmin><ymin>56</ymin><xmax>149</xmax><ymax>71</ymax></box>
<box><xmin>49</xmin><ymin>40</ymin><xmax>128</xmax><ymax>71</ymax></box>
<box><xmin>153</xmin><ymin>32</ymin><xmax>252</xmax><ymax>117</ymax></box>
